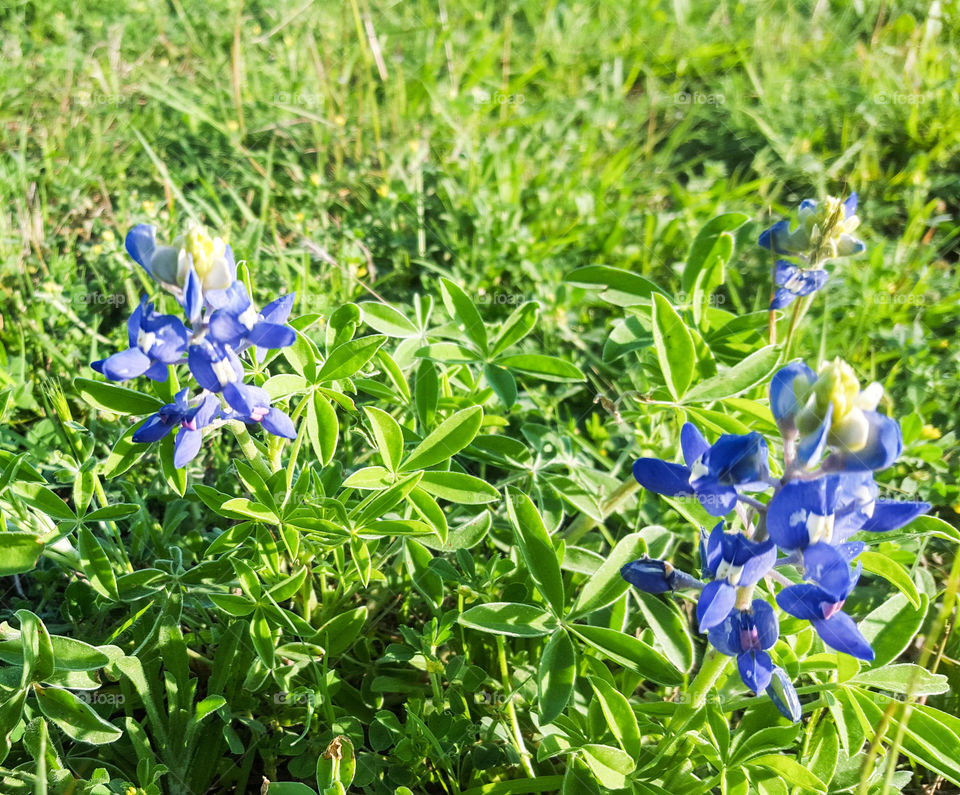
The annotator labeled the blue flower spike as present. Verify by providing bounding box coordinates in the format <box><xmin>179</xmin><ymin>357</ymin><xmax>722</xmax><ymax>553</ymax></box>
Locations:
<box><xmin>708</xmin><ymin>600</ymin><xmax>780</xmax><ymax>694</ymax></box>
<box><xmin>759</xmin><ymin>193</ymin><xmax>865</xmax><ymax>262</ymax></box>
<box><xmin>94</xmin><ymin>221</ymin><xmax>300</xmax><ymax>467</ymax></box>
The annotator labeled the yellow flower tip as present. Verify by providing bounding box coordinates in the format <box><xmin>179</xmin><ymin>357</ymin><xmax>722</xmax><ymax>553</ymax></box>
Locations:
<box><xmin>91</xmin><ymin>244</ymin><xmax>103</xmax><ymax>255</ymax></box>
<box><xmin>309</xmin><ymin>173</ymin><xmax>322</xmax><ymax>187</ymax></box>
<box><xmin>251</xmin><ymin>23</ymin><xmax>262</xmax><ymax>35</ymax></box>
<box><xmin>953</xmin><ymin>504</ymin><xmax>960</xmax><ymax>515</ymax></box>
<box><xmin>920</xmin><ymin>424</ymin><xmax>941</xmax><ymax>440</ymax></box>
<box><xmin>102</xmin><ymin>229</ymin><xmax>115</xmax><ymax>242</ymax></box>
<box><xmin>408</xmin><ymin>140</ymin><xmax>420</xmax><ymax>153</ymax></box>
<box><xmin>294</xmin><ymin>212</ymin><xmax>305</xmax><ymax>223</ymax></box>
<box><xmin>376</xmin><ymin>184</ymin><xmax>389</xmax><ymax>198</ymax></box>
<box><xmin>334</xmin><ymin>115</ymin><xmax>346</xmax><ymax>126</ymax></box>
<box><xmin>283</xmin><ymin>34</ymin><xmax>294</xmax><ymax>47</ymax></box>
<box><xmin>141</xmin><ymin>200</ymin><xmax>155</xmax><ymax>213</ymax></box>
<box><xmin>226</xmin><ymin>120</ymin><xmax>240</xmax><ymax>132</ymax></box>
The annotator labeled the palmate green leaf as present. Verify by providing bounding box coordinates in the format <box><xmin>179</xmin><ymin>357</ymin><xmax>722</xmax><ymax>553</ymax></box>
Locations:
<box><xmin>804</xmin><ymin>720</ymin><xmax>839</xmax><ymax>790</ymax></box>
<box><xmin>11</xmin><ymin>482</ymin><xmax>75</xmax><ymax>521</ymax></box>
<box><xmin>440</xmin><ymin>277</ymin><xmax>488</xmax><ymax>354</ymax></box>
<box><xmin>34</xmin><ymin>686</ymin><xmax>122</xmax><ymax>745</ymax></box>
<box><xmin>506</xmin><ymin>488</ymin><xmax>565</xmax><ymax>615</ymax></box>
<box><xmin>363</xmin><ymin>406</ymin><xmax>404</xmax><ymax>472</ymax></box>
<box><xmin>17</xmin><ymin>610</ymin><xmax>54</xmax><ymax>684</ymax></box>
<box><xmin>589</xmin><ymin>676</ymin><xmax>642</xmax><ymax>759</ymax></box>
<box><xmin>632</xmin><ymin>591</ymin><xmax>695</xmax><ymax>673</ymax></box>
<box><xmin>850</xmin><ymin>664</ymin><xmax>949</xmax><ymax>695</ymax></box>
<box><xmin>680</xmin><ymin>213</ymin><xmax>750</xmax><ymax>294</ymax></box>
<box><xmin>538</xmin><ymin>628</ymin><xmax>576</xmax><ymax>724</ymax></box>
<box><xmin>491</xmin><ymin>301</ymin><xmax>539</xmax><ymax>357</ymax></box>
<box><xmin>496</xmin><ymin>354</ymin><xmax>584</xmax><ymax>382</ymax></box>
<box><xmin>650</xmin><ymin>293</ymin><xmax>696</xmax><ymax>400</ymax></box>
<box><xmin>581</xmin><ymin>743</ymin><xmax>635</xmax><ymax>790</ymax></box>
<box><xmin>564</xmin><ymin>265</ymin><xmax>668</xmax><ymax>307</ymax></box>
<box><xmin>483</xmin><ymin>363</ymin><xmax>517</xmax><ymax>407</ymax></box>
<box><xmin>417</xmin><ymin>471</ymin><xmax>499</xmax><ymax>504</ymax></box>
<box><xmin>747</xmin><ymin>753</ymin><xmax>826</xmax><ymax>792</ymax></box>
<box><xmin>74</xmin><ymin>377</ymin><xmax>164</xmax><ymax>416</ymax></box>
<box><xmin>569</xmin><ymin>624</ymin><xmax>682</xmax><ymax>685</ymax></box>
<box><xmin>316</xmin><ymin>335</ymin><xmax>387</xmax><ymax>382</ymax></box>
<box><xmin>858</xmin><ymin>592</ymin><xmax>928</xmax><ymax>668</ymax></box>
<box><xmin>0</xmin><ymin>532</ymin><xmax>43</xmax><ymax>576</ymax></box>
<box><xmin>401</xmin><ymin>406</ymin><xmax>483</xmax><ymax>471</ymax></box>
<box><xmin>681</xmin><ymin>345</ymin><xmax>782</xmax><ymax>403</ymax></box>
<box><xmin>459</xmin><ymin>603</ymin><xmax>559</xmax><ymax>637</ymax></box>
<box><xmin>359</xmin><ymin>302</ymin><xmax>418</xmax><ymax>337</ymax></box>
<box><xmin>77</xmin><ymin>527</ymin><xmax>119</xmax><ymax>601</ymax></box>
<box><xmin>568</xmin><ymin>532</ymin><xmax>646</xmax><ymax>619</ymax></box>
<box><xmin>419</xmin><ymin>511</ymin><xmax>491</xmax><ymax>552</ymax></box>
<box><xmin>859</xmin><ymin>550</ymin><xmax>921</xmax><ymax>608</ymax></box>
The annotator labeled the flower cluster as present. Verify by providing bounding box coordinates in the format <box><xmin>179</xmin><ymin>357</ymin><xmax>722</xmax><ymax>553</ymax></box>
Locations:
<box><xmin>92</xmin><ymin>223</ymin><xmax>297</xmax><ymax>467</ymax></box>
<box><xmin>621</xmin><ymin>358</ymin><xmax>929</xmax><ymax>721</ymax></box>
<box><xmin>759</xmin><ymin>194</ymin><xmax>865</xmax><ymax>310</ymax></box>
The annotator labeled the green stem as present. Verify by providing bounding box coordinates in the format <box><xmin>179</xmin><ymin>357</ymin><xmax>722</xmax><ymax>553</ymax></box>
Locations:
<box><xmin>496</xmin><ymin>635</ymin><xmax>535</xmax><ymax>778</ymax></box>
<box><xmin>229</xmin><ymin>421</ymin><xmax>274</xmax><ymax>479</ymax></box>
<box><xmin>685</xmin><ymin>647</ymin><xmax>731</xmax><ymax>710</ymax></box>
<box><xmin>562</xmin><ymin>480</ymin><xmax>640</xmax><ymax>544</ymax></box>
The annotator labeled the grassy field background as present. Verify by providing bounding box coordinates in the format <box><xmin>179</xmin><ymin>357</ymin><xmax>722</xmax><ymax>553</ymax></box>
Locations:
<box><xmin>1</xmin><ymin>0</ymin><xmax>959</xmax><ymax>791</ymax></box>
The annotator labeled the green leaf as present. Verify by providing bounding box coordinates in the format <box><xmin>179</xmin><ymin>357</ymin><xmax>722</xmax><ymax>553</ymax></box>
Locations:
<box><xmin>316</xmin><ymin>335</ymin><xmax>386</xmax><ymax>382</ymax></box>
<box><xmin>318</xmin><ymin>607</ymin><xmax>367</xmax><ymax>657</ymax></box>
<box><xmin>306</xmin><ymin>391</ymin><xmax>339</xmax><ymax>466</ymax></box>
<box><xmin>681</xmin><ymin>345</ymin><xmax>782</xmax><ymax>403</ymax></box>
<box><xmin>159</xmin><ymin>433</ymin><xmax>187</xmax><ymax>495</ymax></box>
<box><xmin>417</xmin><ymin>471</ymin><xmax>500</xmax><ymax>504</ymax></box>
<box><xmin>651</xmin><ymin>293</ymin><xmax>696</xmax><ymax>400</ymax></box>
<box><xmin>208</xmin><ymin>593</ymin><xmax>257</xmax><ymax>617</ymax></box>
<box><xmin>491</xmin><ymin>301</ymin><xmax>539</xmax><ymax>357</ymax></box>
<box><xmin>850</xmin><ymin>664</ymin><xmax>949</xmax><ymax>696</ymax></box>
<box><xmin>747</xmin><ymin>753</ymin><xmax>826</xmax><ymax>792</ymax></box>
<box><xmin>83</xmin><ymin>503</ymin><xmax>139</xmax><ymax>521</ymax></box>
<box><xmin>681</xmin><ymin>212</ymin><xmax>750</xmax><ymax>293</ymax></box>
<box><xmin>581</xmin><ymin>743</ymin><xmax>635</xmax><ymax>790</ymax></box>
<box><xmin>440</xmin><ymin>278</ymin><xmax>487</xmax><ymax>354</ymax></box>
<box><xmin>860</xmin><ymin>550</ymin><xmax>921</xmax><ymax>609</ymax></box>
<box><xmin>568</xmin><ymin>533</ymin><xmax>646</xmax><ymax>619</ymax></box>
<box><xmin>497</xmin><ymin>354</ymin><xmax>584</xmax><ymax>382</ymax></box>
<box><xmin>12</xmin><ymin>483</ymin><xmax>75</xmax><ymax>521</ymax></box>
<box><xmin>102</xmin><ymin>420</ymin><xmax>151</xmax><ymax>478</ymax></box>
<box><xmin>77</xmin><ymin>528</ymin><xmax>119</xmax><ymax>601</ymax></box>
<box><xmin>633</xmin><ymin>591</ymin><xmax>695</xmax><ymax>673</ymax></box>
<box><xmin>34</xmin><ymin>686</ymin><xmax>122</xmax><ymax>745</ymax></box>
<box><xmin>589</xmin><ymin>676</ymin><xmax>642</xmax><ymax>759</ymax></box>
<box><xmin>483</xmin><ymin>363</ymin><xmax>517</xmax><ymax>408</ymax></box>
<box><xmin>267</xmin><ymin>784</ymin><xmax>318</xmax><ymax>795</ymax></box>
<box><xmin>74</xmin><ymin>378</ymin><xmax>164</xmax><ymax>416</ymax></box>
<box><xmin>459</xmin><ymin>603</ymin><xmax>559</xmax><ymax>637</ymax></box>
<box><xmin>250</xmin><ymin>607</ymin><xmax>276</xmax><ymax>668</ymax></box>
<box><xmin>538</xmin><ymin>629</ymin><xmax>576</xmax><ymax>724</ymax></box>
<box><xmin>804</xmin><ymin>721</ymin><xmax>839</xmax><ymax>791</ymax></box>
<box><xmin>569</xmin><ymin>624</ymin><xmax>682</xmax><ymax>685</ymax></box>
<box><xmin>565</xmin><ymin>265</ymin><xmax>668</xmax><ymax>307</ymax></box>
<box><xmin>364</xmin><ymin>407</ymin><xmax>404</xmax><ymax>472</ymax></box>
<box><xmin>858</xmin><ymin>592</ymin><xmax>928</xmax><ymax>668</ymax></box>
<box><xmin>414</xmin><ymin>359</ymin><xmax>439</xmax><ymax>429</ymax></box>
<box><xmin>506</xmin><ymin>488</ymin><xmax>565</xmax><ymax>615</ymax></box>
<box><xmin>401</xmin><ymin>406</ymin><xmax>483</xmax><ymax>471</ymax></box>
<box><xmin>0</xmin><ymin>533</ymin><xmax>43</xmax><ymax>576</ymax></box>
<box><xmin>220</xmin><ymin>498</ymin><xmax>279</xmax><ymax>525</ymax></box>
<box><xmin>359</xmin><ymin>302</ymin><xmax>417</xmax><ymax>337</ymax></box>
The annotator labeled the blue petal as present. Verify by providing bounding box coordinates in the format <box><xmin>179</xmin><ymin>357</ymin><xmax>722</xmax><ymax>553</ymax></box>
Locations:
<box><xmin>697</xmin><ymin>580</ymin><xmax>737</xmax><ymax>632</ymax></box>
<box><xmin>859</xmin><ymin>500</ymin><xmax>930</xmax><ymax>533</ymax></box>
<box><xmin>770</xmin><ymin>287</ymin><xmax>799</xmax><ymax>311</ymax></box>
<box><xmin>188</xmin><ymin>345</ymin><xmax>224</xmax><ymax>392</ymax></box>
<box><xmin>803</xmin><ymin>542</ymin><xmax>853</xmax><ymax>601</ymax></box>
<box><xmin>223</xmin><ymin>382</ymin><xmax>270</xmax><ymax>416</ymax></box>
<box><xmin>767</xmin><ymin>479</ymin><xmax>831</xmax><ymax>551</ymax></box>
<box><xmin>758</xmin><ymin>220</ymin><xmax>791</xmax><ymax>253</ymax></box>
<box><xmin>701</xmin><ymin>432</ymin><xmax>769</xmax><ymax>488</ymax></box>
<box><xmin>738</xmin><ymin>541</ymin><xmax>778</xmax><ymax>586</ymax></box>
<box><xmin>188</xmin><ymin>393</ymin><xmax>221</xmax><ymax>429</ymax></box>
<box><xmin>835</xmin><ymin>235</ymin><xmax>865</xmax><ymax>256</ymax></box>
<box><xmin>173</xmin><ymin>427</ymin><xmax>202</xmax><ymax>468</ymax></box>
<box><xmin>632</xmin><ymin>458</ymin><xmax>693</xmax><ymax>497</ymax></box>
<box><xmin>127</xmin><ymin>300</ymin><xmax>145</xmax><ymax>349</ymax></box>
<box><xmin>752</xmin><ymin>599</ymin><xmax>780</xmax><ymax>649</ymax></box>
<box><xmin>776</xmin><ymin>583</ymin><xmax>829</xmax><ymax>621</ymax></box>
<box><xmin>208</xmin><ymin>311</ymin><xmax>248</xmax><ymax>347</ymax></box>
<box><xmin>248</xmin><ymin>322</ymin><xmax>295</xmax><ymax>350</ymax></box>
<box><xmin>774</xmin><ymin>260</ymin><xmax>798</xmax><ymax>286</ymax></box>
<box><xmin>621</xmin><ymin>559</ymin><xmax>673</xmax><ymax>594</ymax></box>
<box><xmin>695</xmin><ymin>481</ymin><xmax>738</xmax><ymax>517</ymax></box>
<box><xmin>704</xmin><ymin>522</ymin><xmax>724</xmax><ymax>575</ymax></box>
<box><xmin>765</xmin><ymin>667</ymin><xmax>802</xmax><ymax>722</ymax></box>
<box><xmin>797</xmin><ymin>401</ymin><xmax>833</xmax><ymax>467</ymax></box>
<box><xmin>843</xmin><ymin>193</ymin><xmax>858</xmax><ymax>217</ymax></box>
<box><xmin>812</xmin><ymin>612</ymin><xmax>875</xmax><ymax>661</ymax></box>
<box><xmin>825</xmin><ymin>411</ymin><xmax>902</xmax><ymax>472</ymax></box>
<box><xmin>738</xmin><ymin>650</ymin><xmax>773</xmax><ymax>693</ymax></box>
<box><xmin>261</xmin><ymin>293</ymin><xmax>295</xmax><ymax>325</ymax></box>
<box><xmin>680</xmin><ymin>423</ymin><xmax>710</xmax><ymax>468</ymax></box>
<box><xmin>707</xmin><ymin>609</ymin><xmax>741</xmax><ymax>656</ymax></box>
<box><xmin>143</xmin><ymin>360</ymin><xmax>170</xmax><ymax>382</ymax></box>
<box><xmin>99</xmin><ymin>348</ymin><xmax>152</xmax><ymax>381</ymax></box>
<box><xmin>261</xmin><ymin>407</ymin><xmax>297</xmax><ymax>439</ymax></box>
<box><xmin>182</xmin><ymin>266</ymin><xmax>203</xmax><ymax>325</ymax></box>
<box><xmin>132</xmin><ymin>413</ymin><xmax>176</xmax><ymax>443</ymax></box>
<box><xmin>769</xmin><ymin>362</ymin><xmax>816</xmax><ymax>427</ymax></box>
<box><xmin>125</xmin><ymin>224</ymin><xmax>157</xmax><ymax>269</ymax></box>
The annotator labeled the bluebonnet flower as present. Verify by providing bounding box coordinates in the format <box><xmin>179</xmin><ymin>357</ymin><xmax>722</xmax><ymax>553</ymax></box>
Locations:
<box><xmin>777</xmin><ymin>552</ymin><xmax>875</xmax><ymax>660</ymax></box>
<box><xmin>94</xmin><ymin>221</ymin><xmax>300</xmax><ymax>466</ymax></box>
<box><xmin>621</xmin><ymin>558</ymin><xmax>703</xmax><ymax>594</ymax></box>
<box><xmin>126</xmin><ymin>222</ymin><xmax>236</xmax><ymax>299</ymax></box>
<box><xmin>133</xmin><ymin>389</ymin><xmax>221</xmax><ymax>467</ymax></box>
<box><xmin>92</xmin><ymin>299</ymin><xmax>188</xmax><ymax>382</ymax></box>
<box><xmin>771</xmin><ymin>359</ymin><xmax>903</xmax><ymax>472</ymax></box>
<box><xmin>759</xmin><ymin>194</ymin><xmax>864</xmax><ymax>260</ymax></box>
<box><xmin>632</xmin><ymin>423</ymin><xmax>770</xmax><ymax>517</ymax></box>
<box><xmin>697</xmin><ymin>522</ymin><xmax>777</xmax><ymax>630</ymax></box>
<box><xmin>770</xmin><ymin>261</ymin><xmax>829</xmax><ymax>311</ymax></box>
<box><xmin>708</xmin><ymin>600</ymin><xmax>780</xmax><ymax>693</ymax></box>
<box><xmin>207</xmin><ymin>281</ymin><xmax>296</xmax><ymax>353</ymax></box>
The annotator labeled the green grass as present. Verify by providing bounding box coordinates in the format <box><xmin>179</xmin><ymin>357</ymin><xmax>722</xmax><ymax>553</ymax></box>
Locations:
<box><xmin>1</xmin><ymin>0</ymin><xmax>959</xmax><ymax>791</ymax></box>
